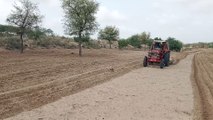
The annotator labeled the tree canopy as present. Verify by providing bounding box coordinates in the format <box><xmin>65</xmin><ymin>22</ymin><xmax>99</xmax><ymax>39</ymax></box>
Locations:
<box><xmin>167</xmin><ymin>37</ymin><xmax>183</xmax><ymax>52</ymax></box>
<box><xmin>7</xmin><ymin>0</ymin><xmax>42</xmax><ymax>53</ymax></box>
<box><xmin>98</xmin><ymin>26</ymin><xmax>119</xmax><ymax>48</ymax></box>
<box><xmin>62</xmin><ymin>0</ymin><xmax>99</xmax><ymax>56</ymax></box>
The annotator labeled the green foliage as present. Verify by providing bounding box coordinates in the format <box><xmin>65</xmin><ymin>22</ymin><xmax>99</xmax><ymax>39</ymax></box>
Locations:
<box><xmin>118</xmin><ymin>32</ymin><xmax>153</xmax><ymax>49</ymax></box>
<box><xmin>128</xmin><ymin>35</ymin><xmax>142</xmax><ymax>48</ymax></box>
<box><xmin>62</xmin><ymin>0</ymin><xmax>99</xmax><ymax>56</ymax></box>
<box><xmin>36</xmin><ymin>37</ymin><xmax>77</xmax><ymax>49</ymax></box>
<box><xmin>0</xmin><ymin>37</ymin><xmax>21</xmax><ymax>50</ymax></box>
<box><xmin>154</xmin><ymin>37</ymin><xmax>162</xmax><ymax>40</ymax></box>
<box><xmin>84</xmin><ymin>40</ymin><xmax>101</xmax><ymax>49</ymax></box>
<box><xmin>167</xmin><ymin>37</ymin><xmax>183</xmax><ymax>52</ymax></box>
<box><xmin>118</xmin><ymin>39</ymin><xmax>129</xmax><ymax>49</ymax></box>
<box><xmin>146</xmin><ymin>39</ymin><xmax>154</xmax><ymax>47</ymax></box>
<box><xmin>7</xmin><ymin>0</ymin><xmax>42</xmax><ymax>30</ymax></box>
<box><xmin>208</xmin><ymin>42</ymin><xmax>213</xmax><ymax>48</ymax></box>
<box><xmin>27</xmin><ymin>27</ymin><xmax>54</xmax><ymax>41</ymax></box>
<box><xmin>74</xmin><ymin>34</ymin><xmax>90</xmax><ymax>43</ymax></box>
<box><xmin>27</xmin><ymin>27</ymin><xmax>45</xmax><ymax>41</ymax></box>
<box><xmin>62</xmin><ymin>0</ymin><xmax>99</xmax><ymax>36</ymax></box>
<box><xmin>98</xmin><ymin>26</ymin><xmax>119</xmax><ymax>48</ymax></box>
<box><xmin>7</xmin><ymin>0</ymin><xmax>42</xmax><ymax>53</ymax></box>
<box><xmin>0</xmin><ymin>24</ymin><xmax>20</xmax><ymax>36</ymax></box>
<box><xmin>139</xmin><ymin>32</ymin><xmax>151</xmax><ymax>44</ymax></box>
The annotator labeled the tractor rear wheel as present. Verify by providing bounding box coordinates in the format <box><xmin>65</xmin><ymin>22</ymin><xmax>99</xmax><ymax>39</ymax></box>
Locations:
<box><xmin>160</xmin><ymin>59</ymin><xmax>165</xmax><ymax>69</ymax></box>
<box><xmin>143</xmin><ymin>56</ymin><xmax>148</xmax><ymax>67</ymax></box>
<box><xmin>164</xmin><ymin>53</ymin><xmax>170</xmax><ymax>67</ymax></box>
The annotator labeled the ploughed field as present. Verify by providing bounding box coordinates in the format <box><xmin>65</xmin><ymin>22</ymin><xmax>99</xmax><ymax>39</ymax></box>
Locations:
<box><xmin>0</xmin><ymin>48</ymin><xmax>207</xmax><ymax>119</ymax></box>
<box><xmin>192</xmin><ymin>49</ymin><xmax>213</xmax><ymax>120</ymax></box>
<box><xmin>0</xmin><ymin>49</ymin><xmax>145</xmax><ymax>119</ymax></box>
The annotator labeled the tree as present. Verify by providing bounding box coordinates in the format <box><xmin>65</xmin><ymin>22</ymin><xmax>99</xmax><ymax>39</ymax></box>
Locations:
<box><xmin>45</xmin><ymin>29</ymin><xmax>54</xmax><ymax>37</ymax></box>
<box><xmin>167</xmin><ymin>37</ymin><xmax>183</xmax><ymax>52</ymax></box>
<box><xmin>62</xmin><ymin>0</ymin><xmax>99</xmax><ymax>56</ymax></box>
<box><xmin>118</xmin><ymin>39</ymin><xmax>129</xmax><ymax>49</ymax></box>
<box><xmin>140</xmin><ymin>32</ymin><xmax>150</xmax><ymax>44</ymax></box>
<box><xmin>128</xmin><ymin>34</ymin><xmax>142</xmax><ymax>48</ymax></box>
<box><xmin>27</xmin><ymin>27</ymin><xmax>54</xmax><ymax>41</ymax></box>
<box><xmin>7</xmin><ymin>0</ymin><xmax>42</xmax><ymax>53</ymax></box>
<box><xmin>98</xmin><ymin>26</ymin><xmax>119</xmax><ymax>49</ymax></box>
<box><xmin>154</xmin><ymin>37</ymin><xmax>162</xmax><ymax>40</ymax></box>
<box><xmin>27</xmin><ymin>26</ymin><xmax>45</xmax><ymax>41</ymax></box>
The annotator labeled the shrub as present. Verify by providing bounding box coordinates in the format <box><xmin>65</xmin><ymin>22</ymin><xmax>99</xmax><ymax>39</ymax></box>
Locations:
<box><xmin>84</xmin><ymin>40</ymin><xmax>101</xmax><ymax>49</ymax></box>
<box><xmin>4</xmin><ymin>37</ymin><xmax>21</xmax><ymax>50</ymax></box>
<box><xmin>208</xmin><ymin>42</ymin><xmax>213</xmax><ymax>48</ymax></box>
<box><xmin>118</xmin><ymin>39</ymin><xmax>129</xmax><ymax>49</ymax></box>
<box><xmin>128</xmin><ymin>35</ymin><xmax>142</xmax><ymax>48</ymax></box>
<box><xmin>0</xmin><ymin>38</ymin><xmax>5</xmax><ymax>47</ymax></box>
<box><xmin>37</xmin><ymin>38</ymin><xmax>51</xmax><ymax>48</ymax></box>
<box><xmin>167</xmin><ymin>37</ymin><xmax>183</xmax><ymax>52</ymax></box>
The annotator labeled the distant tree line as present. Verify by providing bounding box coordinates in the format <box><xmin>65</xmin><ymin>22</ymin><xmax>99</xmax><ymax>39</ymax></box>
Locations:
<box><xmin>0</xmin><ymin>24</ymin><xmax>54</xmax><ymax>38</ymax></box>
<box><xmin>3</xmin><ymin>0</ymin><xmax>212</xmax><ymax>55</ymax></box>
<box><xmin>185</xmin><ymin>42</ymin><xmax>213</xmax><ymax>49</ymax></box>
<box><xmin>118</xmin><ymin>32</ymin><xmax>152</xmax><ymax>49</ymax></box>
<box><xmin>118</xmin><ymin>33</ymin><xmax>184</xmax><ymax>52</ymax></box>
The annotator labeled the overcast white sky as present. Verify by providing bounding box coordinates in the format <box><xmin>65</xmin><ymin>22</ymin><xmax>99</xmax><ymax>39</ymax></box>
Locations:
<box><xmin>0</xmin><ymin>0</ymin><xmax>213</xmax><ymax>43</ymax></box>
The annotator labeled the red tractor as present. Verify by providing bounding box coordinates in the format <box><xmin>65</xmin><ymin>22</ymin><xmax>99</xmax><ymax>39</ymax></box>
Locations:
<box><xmin>143</xmin><ymin>40</ymin><xmax>170</xmax><ymax>69</ymax></box>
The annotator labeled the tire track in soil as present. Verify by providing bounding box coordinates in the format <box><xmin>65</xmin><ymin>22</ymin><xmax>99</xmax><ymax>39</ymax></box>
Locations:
<box><xmin>0</xmin><ymin>60</ymin><xmax>142</xmax><ymax>119</ymax></box>
<box><xmin>192</xmin><ymin>50</ymin><xmax>213</xmax><ymax>120</ymax></box>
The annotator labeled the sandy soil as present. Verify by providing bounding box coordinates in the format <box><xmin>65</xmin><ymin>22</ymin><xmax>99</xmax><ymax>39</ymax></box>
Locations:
<box><xmin>192</xmin><ymin>49</ymin><xmax>213</xmax><ymax>120</ymax></box>
<box><xmin>5</xmin><ymin>52</ymin><xmax>195</xmax><ymax>120</ymax></box>
<box><xmin>0</xmin><ymin>49</ymin><xmax>146</xmax><ymax>119</ymax></box>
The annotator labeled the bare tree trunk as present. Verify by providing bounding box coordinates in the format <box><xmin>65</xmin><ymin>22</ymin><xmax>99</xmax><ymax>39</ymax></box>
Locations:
<box><xmin>20</xmin><ymin>33</ymin><xmax>24</xmax><ymax>54</ymax></box>
<box><xmin>79</xmin><ymin>32</ymin><xmax>82</xmax><ymax>56</ymax></box>
<box><xmin>109</xmin><ymin>40</ymin><xmax>112</xmax><ymax>49</ymax></box>
<box><xmin>79</xmin><ymin>42</ymin><xmax>82</xmax><ymax>56</ymax></box>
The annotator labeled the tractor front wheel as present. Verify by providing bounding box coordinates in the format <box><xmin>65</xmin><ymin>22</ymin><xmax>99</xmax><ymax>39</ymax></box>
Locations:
<box><xmin>143</xmin><ymin>56</ymin><xmax>148</xmax><ymax>67</ymax></box>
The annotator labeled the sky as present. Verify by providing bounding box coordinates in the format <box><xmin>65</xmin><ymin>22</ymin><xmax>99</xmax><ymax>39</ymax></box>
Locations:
<box><xmin>0</xmin><ymin>0</ymin><xmax>213</xmax><ymax>43</ymax></box>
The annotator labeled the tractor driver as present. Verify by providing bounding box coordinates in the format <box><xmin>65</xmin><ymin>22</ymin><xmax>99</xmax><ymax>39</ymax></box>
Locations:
<box><xmin>162</xmin><ymin>42</ymin><xmax>168</xmax><ymax>52</ymax></box>
<box><xmin>154</xmin><ymin>42</ymin><xmax>161</xmax><ymax>50</ymax></box>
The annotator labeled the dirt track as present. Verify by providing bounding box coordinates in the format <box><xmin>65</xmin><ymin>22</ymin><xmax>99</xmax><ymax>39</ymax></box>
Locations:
<box><xmin>5</xmin><ymin>51</ymin><xmax>195</xmax><ymax>120</ymax></box>
<box><xmin>192</xmin><ymin>49</ymin><xmax>213</xmax><ymax>120</ymax></box>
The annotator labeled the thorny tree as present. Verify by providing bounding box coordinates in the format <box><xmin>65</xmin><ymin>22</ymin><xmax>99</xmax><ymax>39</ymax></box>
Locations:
<box><xmin>7</xmin><ymin>0</ymin><xmax>42</xmax><ymax>53</ymax></box>
<box><xmin>98</xmin><ymin>26</ymin><xmax>119</xmax><ymax>49</ymax></box>
<box><xmin>62</xmin><ymin>0</ymin><xmax>99</xmax><ymax>56</ymax></box>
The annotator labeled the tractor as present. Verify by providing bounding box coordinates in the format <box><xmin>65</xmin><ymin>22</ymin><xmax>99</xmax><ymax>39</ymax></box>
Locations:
<box><xmin>143</xmin><ymin>40</ymin><xmax>170</xmax><ymax>69</ymax></box>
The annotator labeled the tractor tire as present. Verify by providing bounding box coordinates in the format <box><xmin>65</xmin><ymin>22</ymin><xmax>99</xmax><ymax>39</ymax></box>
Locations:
<box><xmin>164</xmin><ymin>53</ymin><xmax>170</xmax><ymax>67</ymax></box>
<box><xmin>143</xmin><ymin>56</ymin><xmax>148</xmax><ymax>67</ymax></box>
<box><xmin>160</xmin><ymin>59</ymin><xmax>165</xmax><ymax>69</ymax></box>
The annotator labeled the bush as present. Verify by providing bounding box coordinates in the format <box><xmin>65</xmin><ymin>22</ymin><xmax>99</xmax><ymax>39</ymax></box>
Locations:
<box><xmin>146</xmin><ymin>39</ymin><xmax>154</xmax><ymax>47</ymax></box>
<box><xmin>167</xmin><ymin>37</ymin><xmax>183</xmax><ymax>52</ymax></box>
<box><xmin>128</xmin><ymin>35</ymin><xmax>142</xmax><ymax>48</ymax></box>
<box><xmin>37</xmin><ymin>38</ymin><xmax>51</xmax><ymax>48</ymax></box>
<box><xmin>118</xmin><ymin>39</ymin><xmax>129</xmax><ymax>49</ymax></box>
<box><xmin>0</xmin><ymin>38</ymin><xmax>5</xmax><ymax>47</ymax></box>
<box><xmin>36</xmin><ymin>37</ymin><xmax>79</xmax><ymax>49</ymax></box>
<box><xmin>208</xmin><ymin>42</ymin><xmax>213</xmax><ymax>48</ymax></box>
<box><xmin>2</xmin><ymin>37</ymin><xmax>21</xmax><ymax>50</ymax></box>
<box><xmin>84</xmin><ymin>40</ymin><xmax>101</xmax><ymax>49</ymax></box>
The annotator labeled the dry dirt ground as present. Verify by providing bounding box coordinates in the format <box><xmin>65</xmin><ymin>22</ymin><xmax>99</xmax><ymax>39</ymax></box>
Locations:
<box><xmin>192</xmin><ymin>49</ymin><xmax>213</xmax><ymax>120</ymax></box>
<box><xmin>0</xmin><ymin>49</ymin><xmax>146</xmax><ymax>119</ymax></box>
<box><xmin>4</xmin><ymin>50</ymin><xmax>195</xmax><ymax>120</ymax></box>
<box><xmin>0</xmin><ymin>48</ymin><xmax>212</xmax><ymax>120</ymax></box>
